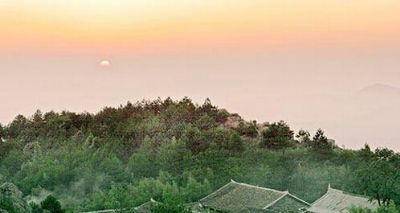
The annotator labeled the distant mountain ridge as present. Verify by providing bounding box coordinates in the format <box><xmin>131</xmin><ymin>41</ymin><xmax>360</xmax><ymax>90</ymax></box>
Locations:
<box><xmin>358</xmin><ymin>83</ymin><xmax>400</xmax><ymax>97</ymax></box>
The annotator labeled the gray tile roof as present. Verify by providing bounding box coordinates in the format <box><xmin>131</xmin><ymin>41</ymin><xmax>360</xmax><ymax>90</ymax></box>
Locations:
<box><xmin>307</xmin><ymin>185</ymin><xmax>379</xmax><ymax>213</ymax></box>
<box><xmin>199</xmin><ymin>180</ymin><xmax>309</xmax><ymax>212</ymax></box>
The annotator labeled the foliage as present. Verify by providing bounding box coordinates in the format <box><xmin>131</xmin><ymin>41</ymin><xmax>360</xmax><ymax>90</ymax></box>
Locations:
<box><xmin>357</xmin><ymin>149</ymin><xmax>400</xmax><ymax>206</ymax></box>
<box><xmin>296</xmin><ymin>129</ymin><xmax>311</xmax><ymax>146</ymax></box>
<box><xmin>350</xmin><ymin>201</ymin><xmax>400</xmax><ymax>213</ymax></box>
<box><xmin>310</xmin><ymin>129</ymin><xmax>334</xmax><ymax>155</ymax></box>
<box><xmin>0</xmin><ymin>183</ymin><xmax>30</xmax><ymax>213</ymax></box>
<box><xmin>0</xmin><ymin>196</ymin><xmax>17</xmax><ymax>213</ymax></box>
<box><xmin>151</xmin><ymin>202</ymin><xmax>191</xmax><ymax>213</ymax></box>
<box><xmin>30</xmin><ymin>202</ymin><xmax>43</xmax><ymax>213</ymax></box>
<box><xmin>260</xmin><ymin>121</ymin><xmax>294</xmax><ymax>150</ymax></box>
<box><xmin>40</xmin><ymin>195</ymin><xmax>65</xmax><ymax>213</ymax></box>
<box><xmin>29</xmin><ymin>195</ymin><xmax>66</xmax><ymax>213</ymax></box>
<box><xmin>0</xmin><ymin>98</ymin><xmax>398</xmax><ymax>212</ymax></box>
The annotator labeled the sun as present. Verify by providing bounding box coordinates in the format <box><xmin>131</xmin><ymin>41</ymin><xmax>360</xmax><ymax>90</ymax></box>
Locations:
<box><xmin>99</xmin><ymin>60</ymin><xmax>111</xmax><ymax>67</ymax></box>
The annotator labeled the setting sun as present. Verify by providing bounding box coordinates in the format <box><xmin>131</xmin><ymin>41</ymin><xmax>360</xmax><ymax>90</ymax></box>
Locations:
<box><xmin>99</xmin><ymin>60</ymin><xmax>111</xmax><ymax>67</ymax></box>
<box><xmin>1</xmin><ymin>1</ymin><xmax>400</xmax><ymax>212</ymax></box>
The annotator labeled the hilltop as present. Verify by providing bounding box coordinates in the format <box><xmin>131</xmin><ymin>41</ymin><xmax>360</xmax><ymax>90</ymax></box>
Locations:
<box><xmin>0</xmin><ymin>98</ymin><xmax>399</xmax><ymax>212</ymax></box>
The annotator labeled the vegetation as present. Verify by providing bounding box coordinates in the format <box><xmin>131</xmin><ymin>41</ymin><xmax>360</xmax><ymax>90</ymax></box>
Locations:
<box><xmin>350</xmin><ymin>201</ymin><xmax>399</xmax><ymax>213</ymax></box>
<box><xmin>0</xmin><ymin>182</ymin><xmax>31</xmax><ymax>213</ymax></box>
<box><xmin>29</xmin><ymin>195</ymin><xmax>66</xmax><ymax>213</ymax></box>
<box><xmin>0</xmin><ymin>98</ymin><xmax>399</xmax><ymax>212</ymax></box>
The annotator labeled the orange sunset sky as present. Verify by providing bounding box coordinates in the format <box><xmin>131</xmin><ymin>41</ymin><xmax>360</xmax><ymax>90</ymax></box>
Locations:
<box><xmin>2</xmin><ymin>0</ymin><xmax>400</xmax><ymax>54</ymax></box>
<box><xmin>1</xmin><ymin>0</ymin><xmax>400</xmax><ymax>150</ymax></box>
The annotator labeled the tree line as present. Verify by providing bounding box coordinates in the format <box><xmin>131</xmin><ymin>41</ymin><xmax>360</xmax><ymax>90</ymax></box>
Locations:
<box><xmin>0</xmin><ymin>98</ymin><xmax>399</xmax><ymax>212</ymax></box>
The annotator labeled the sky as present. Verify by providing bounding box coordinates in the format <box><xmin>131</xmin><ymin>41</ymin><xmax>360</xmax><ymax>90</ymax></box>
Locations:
<box><xmin>1</xmin><ymin>0</ymin><xmax>400</xmax><ymax>150</ymax></box>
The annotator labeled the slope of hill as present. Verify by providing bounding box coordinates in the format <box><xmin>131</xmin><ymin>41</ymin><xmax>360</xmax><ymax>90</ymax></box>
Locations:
<box><xmin>0</xmin><ymin>98</ymin><xmax>398</xmax><ymax>212</ymax></box>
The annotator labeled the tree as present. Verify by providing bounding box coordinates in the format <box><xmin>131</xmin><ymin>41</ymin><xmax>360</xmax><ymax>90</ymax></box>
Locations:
<box><xmin>310</xmin><ymin>129</ymin><xmax>333</xmax><ymax>154</ymax></box>
<box><xmin>2</xmin><ymin>97</ymin><xmax>400</xmax><ymax>213</ymax></box>
<box><xmin>183</xmin><ymin>126</ymin><xmax>208</xmax><ymax>154</ymax></box>
<box><xmin>40</xmin><ymin>195</ymin><xmax>65</xmax><ymax>213</ymax></box>
<box><xmin>0</xmin><ymin>183</ymin><xmax>30</xmax><ymax>213</ymax></box>
<box><xmin>127</xmin><ymin>136</ymin><xmax>158</xmax><ymax>179</ymax></box>
<box><xmin>358</xmin><ymin>144</ymin><xmax>374</xmax><ymax>162</ymax></box>
<box><xmin>296</xmin><ymin>129</ymin><xmax>311</xmax><ymax>147</ymax></box>
<box><xmin>260</xmin><ymin>121</ymin><xmax>294</xmax><ymax>150</ymax></box>
<box><xmin>236</xmin><ymin>121</ymin><xmax>258</xmax><ymax>138</ymax></box>
<box><xmin>0</xmin><ymin>196</ymin><xmax>17</xmax><ymax>213</ymax></box>
<box><xmin>32</xmin><ymin>110</ymin><xmax>43</xmax><ymax>125</ymax></box>
<box><xmin>349</xmin><ymin>201</ymin><xmax>399</xmax><ymax>213</ymax></box>
<box><xmin>152</xmin><ymin>180</ymin><xmax>191</xmax><ymax>213</ymax></box>
<box><xmin>151</xmin><ymin>202</ymin><xmax>191</xmax><ymax>213</ymax></box>
<box><xmin>229</xmin><ymin>133</ymin><xmax>244</xmax><ymax>152</ymax></box>
<box><xmin>0</xmin><ymin>124</ymin><xmax>4</xmax><ymax>143</ymax></box>
<box><xmin>30</xmin><ymin>202</ymin><xmax>43</xmax><ymax>213</ymax></box>
<box><xmin>357</xmin><ymin>149</ymin><xmax>400</xmax><ymax>206</ymax></box>
<box><xmin>7</xmin><ymin>115</ymin><xmax>29</xmax><ymax>139</ymax></box>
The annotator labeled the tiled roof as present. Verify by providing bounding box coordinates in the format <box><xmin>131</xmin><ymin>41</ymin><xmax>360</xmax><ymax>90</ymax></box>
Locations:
<box><xmin>307</xmin><ymin>186</ymin><xmax>379</xmax><ymax>213</ymax></box>
<box><xmin>200</xmin><ymin>180</ymin><xmax>309</xmax><ymax>212</ymax></box>
<box><xmin>133</xmin><ymin>198</ymin><xmax>159</xmax><ymax>213</ymax></box>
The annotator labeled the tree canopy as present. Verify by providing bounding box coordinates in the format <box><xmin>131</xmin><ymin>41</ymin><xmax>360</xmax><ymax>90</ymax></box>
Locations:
<box><xmin>0</xmin><ymin>98</ymin><xmax>398</xmax><ymax>212</ymax></box>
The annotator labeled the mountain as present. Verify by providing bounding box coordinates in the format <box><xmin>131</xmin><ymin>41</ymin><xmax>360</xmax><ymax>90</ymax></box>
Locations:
<box><xmin>358</xmin><ymin>83</ymin><xmax>400</xmax><ymax>98</ymax></box>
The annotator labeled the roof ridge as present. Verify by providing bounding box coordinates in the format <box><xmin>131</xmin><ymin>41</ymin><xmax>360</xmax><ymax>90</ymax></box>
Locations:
<box><xmin>235</xmin><ymin>181</ymin><xmax>287</xmax><ymax>194</ymax></box>
<box><xmin>308</xmin><ymin>186</ymin><xmax>379</xmax><ymax>212</ymax></box>
<box><xmin>262</xmin><ymin>192</ymin><xmax>311</xmax><ymax>210</ymax></box>
<box><xmin>311</xmin><ymin>185</ymin><xmax>332</xmax><ymax>206</ymax></box>
<box><xmin>327</xmin><ymin>186</ymin><xmax>373</xmax><ymax>200</ymax></box>
<box><xmin>287</xmin><ymin>192</ymin><xmax>311</xmax><ymax>206</ymax></box>
<box><xmin>311</xmin><ymin>185</ymin><xmax>374</xmax><ymax>206</ymax></box>
<box><xmin>262</xmin><ymin>192</ymin><xmax>289</xmax><ymax>209</ymax></box>
<box><xmin>333</xmin><ymin>188</ymin><xmax>376</xmax><ymax>201</ymax></box>
<box><xmin>235</xmin><ymin>181</ymin><xmax>310</xmax><ymax>206</ymax></box>
<box><xmin>133</xmin><ymin>198</ymin><xmax>159</xmax><ymax>210</ymax></box>
<box><xmin>199</xmin><ymin>181</ymin><xmax>236</xmax><ymax>202</ymax></box>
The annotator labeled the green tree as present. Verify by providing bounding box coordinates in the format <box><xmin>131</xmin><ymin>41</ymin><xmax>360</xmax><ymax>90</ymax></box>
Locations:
<box><xmin>236</xmin><ymin>121</ymin><xmax>258</xmax><ymax>138</ymax></box>
<box><xmin>126</xmin><ymin>136</ymin><xmax>158</xmax><ymax>179</ymax></box>
<box><xmin>0</xmin><ymin>196</ymin><xmax>17</xmax><ymax>213</ymax></box>
<box><xmin>296</xmin><ymin>129</ymin><xmax>311</xmax><ymax>147</ymax></box>
<box><xmin>357</xmin><ymin>149</ymin><xmax>400</xmax><ymax>206</ymax></box>
<box><xmin>30</xmin><ymin>202</ymin><xmax>43</xmax><ymax>213</ymax></box>
<box><xmin>358</xmin><ymin>144</ymin><xmax>374</xmax><ymax>162</ymax></box>
<box><xmin>151</xmin><ymin>202</ymin><xmax>191</xmax><ymax>213</ymax></box>
<box><xmin>229</xmin><ymin>133</ymin><xmax>244</xmax><ymax>152</ymax></box>
<box><xmin>182</xmin><ymin>126</ymin><xmax>208</xmax><ymax>154</ymax></box>
<box><xmin>0</xmin><ymin>183</ymin><xmax>30</xmax><ymax>213</ymax></box>
<box><xmin>310</xmin><ymin>129</ymin><xmax>333</xmax><ymax>154</ymax></box>
<box><xmin>0</xmin><ymin>124</ymin><xmax>4</xmax><ymax>143</ymax></box>
<box><xmin>41</xmin><ymin>195</ymin><xmax>65</xmax><ymax>213</ymax></box>
<box><xmin>349</xmin><ymin>201</ymin><xmax>399</xmax><ymax>213</ymax></box>
<box><xmin>1</xmin><ymin>98</ymin><xmax>400</xmax><ymax>213</ymax></box>
<box><xmin>260</xmin><ymin>121</ymin><xmax>294</xmax><ymax>150</ymax></box>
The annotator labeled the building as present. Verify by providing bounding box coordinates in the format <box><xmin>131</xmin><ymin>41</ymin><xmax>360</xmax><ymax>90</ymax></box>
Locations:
<box><xmin>133</xmin><ymin>198</ymin><xmax>159</xmax><ymax>213</ymax></box>
<box><xmin>79</xmin><ymin>199</ymin><xmax>158</xmax><ymax>213</ymax></box>
<box><xmin>197</xmin><ymin>180</ymin><xmax>310</xmax><ymax>212</ymax></box>
<box><xmin>306</xmin><ymin>185</ymin><xmax>379</xmax><ymax>213</ymax></box>
<box><xmin>80</xmin><ymin>183</ymin><xmax>379</xmax><ymax>213</ymax></box>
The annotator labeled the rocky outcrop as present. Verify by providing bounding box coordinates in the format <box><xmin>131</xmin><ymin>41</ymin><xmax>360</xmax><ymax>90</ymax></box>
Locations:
<box><xmin>219</xmin><ymin>114</ymin><xmax>243</xmax><ymax>129</ymax></box>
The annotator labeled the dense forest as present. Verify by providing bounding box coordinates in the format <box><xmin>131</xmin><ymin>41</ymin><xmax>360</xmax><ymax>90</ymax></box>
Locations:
<box><xmin>0</xmin><ymin>98</ymin><xmax>399</xmax><ymax>212</ymax></box>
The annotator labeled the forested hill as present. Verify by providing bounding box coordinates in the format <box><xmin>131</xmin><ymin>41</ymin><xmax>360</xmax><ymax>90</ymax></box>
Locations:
<box><xmin>0</xmin><ymin>98</ymin><xmax>399</xmax><ymax>212</ymax></box>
